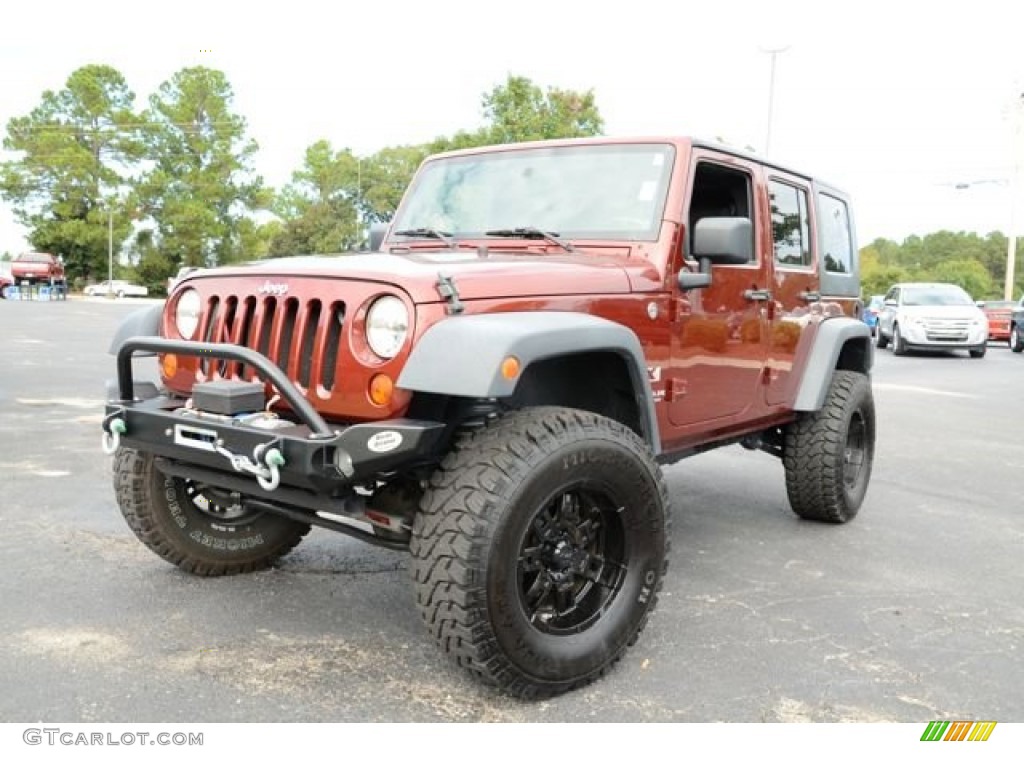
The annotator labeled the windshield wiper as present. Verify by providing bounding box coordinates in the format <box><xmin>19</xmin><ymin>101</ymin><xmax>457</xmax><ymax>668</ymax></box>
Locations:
<box><xmin>484</xmin><ymin>227</ymin><xmax>576</xmax><ymax>253</ymax></box>
<box><xmin>393</xmin><ymin>228</ymin><xmax>456</xmax><ymax>248</ymax></box>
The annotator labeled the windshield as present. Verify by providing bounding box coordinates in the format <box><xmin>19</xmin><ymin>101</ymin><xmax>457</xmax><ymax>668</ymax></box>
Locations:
<box><xmin>902</xmin><ymin>285</ymin><xmax>973</xmax><ymax>306</ymax></box>
<box><xmin>391</xmin><ymin>143</ymin><xmax>676</xmax><ymax>241</ymax></box>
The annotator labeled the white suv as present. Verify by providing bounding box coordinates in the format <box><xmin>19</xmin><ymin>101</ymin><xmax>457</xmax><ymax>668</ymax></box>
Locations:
<box><xmin>876</xmin><ymin>282</ymin><xmax>988</xmax><ymax>358</ymax></box>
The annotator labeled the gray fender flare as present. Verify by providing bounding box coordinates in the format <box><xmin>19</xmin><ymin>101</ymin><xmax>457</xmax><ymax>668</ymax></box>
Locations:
<box><xmin>397</xmin><ymin>312</ymin><xmax>660</xmax><ymax>452</ymax></box>
<box><xmin>109</xmin><ymin>303</ymin><xmax>164</xmax><ymax>355</ymax></box>
<box><xmin>792</xmin><ymin>316</ymin><xmax>874</xmax><ymax>412</ymax></box>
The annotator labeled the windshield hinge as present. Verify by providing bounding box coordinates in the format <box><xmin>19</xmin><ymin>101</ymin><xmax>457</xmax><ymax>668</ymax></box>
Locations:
<box><xmin>436</xmin><ymin>272</ymin><xmax>464</xmax><ymax>315</ymax></box>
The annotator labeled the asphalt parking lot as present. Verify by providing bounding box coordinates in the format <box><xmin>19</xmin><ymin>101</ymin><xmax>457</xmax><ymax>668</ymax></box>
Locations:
<box><xmin>1</xmin><ymin>297</ymin><xmax>1021</xmax><ymax>722</ymax></box>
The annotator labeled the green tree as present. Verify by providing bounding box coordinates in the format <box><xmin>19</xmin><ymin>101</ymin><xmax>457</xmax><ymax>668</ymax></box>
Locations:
<box><xmin>270</xmin><ymin>141</ymin><xmax>361</xmax><ymax>255</ymax></box>
<box><xmin>481</xmin><ymin>75</ymin><xmax>603</xmax><ymax>144</ymax></box>
<box><xmin>931</xmin><ymin>258</ymin><xmax>994</xmax><ymax>299</ymax></box>
<box><xmin>138</xmin><ymin>67</ymin><xmax>265</xmax><ymax>274</ymax></box>
<box><xmin>0</xmin><ymin>65</ymin><xmax>143</xmax><ymax>281</ymax></box>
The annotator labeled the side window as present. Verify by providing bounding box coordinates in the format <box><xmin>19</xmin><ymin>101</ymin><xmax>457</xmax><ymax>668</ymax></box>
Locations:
<box><xmin>688</xmin><ymin>162</ymin><xmax>754</xmax><ymax>262</ymax></box>
<box><xmin>769</xmin><ymin>180</ymin><xmax>811</xmax><ymax>267</ymax></box>
<box><xmin>819</xmin><ymin>193</ymin><xmax>853</xmax><ymax>274</ymax></box>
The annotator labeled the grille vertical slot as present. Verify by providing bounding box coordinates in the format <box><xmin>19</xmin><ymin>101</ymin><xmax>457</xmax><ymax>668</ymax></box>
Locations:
<box><xmin>298</xmin><ymin>300</ymin><xmax>322</xmax><ymax>389</ymax></box>
<box><xmin>277</xmin><ymin>298</ymin><xmax>299</xmax><ymax>376</ymax></box>
<box><xmin>321</xmin><ymin>302</ymin><xmax>345</xmax><ymax>392</ymax></box>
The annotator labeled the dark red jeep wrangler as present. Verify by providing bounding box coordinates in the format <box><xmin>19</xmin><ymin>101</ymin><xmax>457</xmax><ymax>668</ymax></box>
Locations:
<box><xmin>104</xmin><ymin>137</ymin><xmax>874</xmax><ymax>697</ymax></box>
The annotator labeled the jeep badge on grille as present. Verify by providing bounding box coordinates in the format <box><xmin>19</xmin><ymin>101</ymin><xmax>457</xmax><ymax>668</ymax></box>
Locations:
<box><xmin>258</xmin><ymin>280</ymin><xmax>288</xmax><ymax>296</ymax></box>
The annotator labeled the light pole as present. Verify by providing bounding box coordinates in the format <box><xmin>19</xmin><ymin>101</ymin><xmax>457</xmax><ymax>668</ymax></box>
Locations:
<box><xmin>953</xmin><ymin>178</ymin><xmax>1014</xmax><ymax>299</ymax></box>
<box><xmin>107</xmin><ymin>206</ymin><xmax>113</xmax><ymax>297</ymax></box>
<box><xmin>1007</xmin><ymin>93</ymin><xmax>1024</xmax><ymax>300</ymax></box>
<box><xmin>761</xmin><ymin>45</ymin><xmax>790</xmax><ymax>157</ymax></box>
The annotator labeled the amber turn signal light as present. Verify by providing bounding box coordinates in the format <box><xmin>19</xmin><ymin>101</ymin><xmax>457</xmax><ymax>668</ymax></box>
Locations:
<box><xmin>500</xmin><ymin>356</ymin><xmax>520</xmax><ymax>380</ymax></box>
<box><xmin>161</xmin><ymin>353</ymin><xmax>178</xmax><ymax>379</ymax></box>
<box><xmin>368</xmin><ymin>373</ymin><xmax>394</xmax><ymax>406</ymax></box>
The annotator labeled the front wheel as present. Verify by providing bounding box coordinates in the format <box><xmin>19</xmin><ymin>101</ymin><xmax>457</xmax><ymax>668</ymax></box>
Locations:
<box><xmin>113</xmin><ymin>448</ymin><xmax>310</xmax><ymax>576</ymax></box>
<box><xmin>892</xmin><ymin>324</ymin><xmax>907</xmax><ymax>355</ymax></box>
<box><xmin>411</xmin><ymin>408</ymin><xmax>670</xmax><ymax>698</ymax></box>
<box><xmin>783</xmin><ymin>371</ymin><xmax>875</xmax><ymax>523</ymax></box>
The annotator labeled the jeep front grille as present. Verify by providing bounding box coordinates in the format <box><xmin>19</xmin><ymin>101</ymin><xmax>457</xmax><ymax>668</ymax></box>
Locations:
<box><xmin>197</xmin><ymin>294</ymin><xmax>346</xmax><ymax>394</ymax></box>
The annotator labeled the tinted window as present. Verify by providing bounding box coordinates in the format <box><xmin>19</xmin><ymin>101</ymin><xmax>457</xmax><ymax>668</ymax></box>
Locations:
<box><xmin>770</xmin><ymin>181</ymin><xmax>811</xmax><ymax>267</ymax></box>
<box><xmin>819</xmin><ymin>194</ymin><xmax>853</xmax><ymax>274</ymax></box>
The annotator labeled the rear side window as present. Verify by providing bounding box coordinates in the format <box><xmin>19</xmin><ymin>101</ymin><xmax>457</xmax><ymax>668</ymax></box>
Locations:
<box><xmin>819</xmin><ymin>194</ymin><xmax>853</xmax><ymax>274</ymax></box>
<box><xmin>769</xmin><ymin>180</ymin><xmax>811</xmax><ymax>268</ymax></box>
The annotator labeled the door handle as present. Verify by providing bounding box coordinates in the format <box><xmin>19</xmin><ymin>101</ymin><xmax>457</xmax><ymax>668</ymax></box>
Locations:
<box><xmin>744</xmin><ymin>289</ymin><xmax>772</xmax><ymax>302</ymax></box>
<box><xmin>799</xmin><ymin>290</ymin><xmax>821</xmax><ymax>302</ymax></box>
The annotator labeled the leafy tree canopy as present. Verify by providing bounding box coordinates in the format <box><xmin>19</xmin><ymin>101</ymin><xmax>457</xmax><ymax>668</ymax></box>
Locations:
<box><xmin>0</xmin><ymin>64</ymin><xmax>143</xmax><ymax>281</ymax></box>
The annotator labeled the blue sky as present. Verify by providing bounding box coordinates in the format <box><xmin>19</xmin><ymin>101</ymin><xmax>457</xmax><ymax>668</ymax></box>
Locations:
<box><xmin>2</xmin><ymin>0</ymin><xmax>1022</xmax><ymax>255</ymax></box>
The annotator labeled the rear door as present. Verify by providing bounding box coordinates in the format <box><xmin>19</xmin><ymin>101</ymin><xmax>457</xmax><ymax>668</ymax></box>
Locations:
<box><xmin>765</xmin><ymin>173</ymin><xmax>818</xmax><ymax>405</ymax></box>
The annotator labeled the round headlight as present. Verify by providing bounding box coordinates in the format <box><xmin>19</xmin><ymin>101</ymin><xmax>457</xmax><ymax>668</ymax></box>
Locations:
<box><xmin>366</xmin><ymin>295</ymin><xmax>409</xmax><ymax>359</ymax></box>
<box><xmin>175</xmin><ymin>289</ymin><xmax>202</xmax><ymax>339</ymax></box>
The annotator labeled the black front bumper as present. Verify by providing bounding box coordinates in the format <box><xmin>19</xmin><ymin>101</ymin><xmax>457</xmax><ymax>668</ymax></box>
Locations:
<box><xmin>104</xmin><ymin>337</ymin><xmax>445</xmax><ymax>499</ymax></box>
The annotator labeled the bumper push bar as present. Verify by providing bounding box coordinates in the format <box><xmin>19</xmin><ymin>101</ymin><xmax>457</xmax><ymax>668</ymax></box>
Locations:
<box><xmin>103</xmin><ymin>337</ymin><xmax>445</xmax><ymax>496</ymax></box>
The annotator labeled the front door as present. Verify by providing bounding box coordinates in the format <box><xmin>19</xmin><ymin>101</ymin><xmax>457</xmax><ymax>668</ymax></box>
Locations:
<box><xmin>669</xmin><ymin>154</ymin><xmax>770</xmax><ymax>428</ymax></box>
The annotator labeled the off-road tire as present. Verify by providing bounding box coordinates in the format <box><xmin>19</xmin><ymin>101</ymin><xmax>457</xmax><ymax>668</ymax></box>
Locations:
<box><xmin>876</xmin><ymin>329</ymin><xmax>889</xmax><ymax>349</ymax></box>
<box><xmin>783</xmin><ymin>371</ymin><xmax>874</xmax><ymax>524</ymax></box>
<box><xmin>1011</xmin><ymin>324</ymin><xmax>1023</xmax><ymax>353</ymax></box>
<box><xmin>892</xmin><ymin>324</ymin><xmax>907</xmax><ymax>356</ymax></box>
<box><xmin>410</xmin><ymin>407</ymin><xmax>670</xmax><ymax>698</ymax></box>
<box><xmin>113</xmin><ymin>448</ymin><xmax>310</xmax><ymax>576</ymax></box>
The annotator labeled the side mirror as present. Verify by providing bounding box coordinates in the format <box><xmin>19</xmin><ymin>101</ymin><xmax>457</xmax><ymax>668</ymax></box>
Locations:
<box><xmin>678</xmin><ymin>217</ymin><xmax>752</xmax><ymax>292</ymax></box>
<box><xmin>884</xmin><ymin>299</ymin><xmax>897</xmax><ymax>307</ymax></box>
<box><xmin>368</xmin><ymin>223</ymin><xmax>388</xmax><ymax>252</ymax></box>
<box><xmin>975</xmin><ymin>300</ymin><xmax>985</xmax><ymax>308</ymax></box>
<box><xmin>692</xmin><ymin>217</ymin><xmax>752</xmax><ymax>265</ymax></box>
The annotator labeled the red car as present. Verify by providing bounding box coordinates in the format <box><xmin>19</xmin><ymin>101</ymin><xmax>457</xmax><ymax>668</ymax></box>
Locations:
<box><xmin>11</xmin><ymin>252</ymin><xmax>65</xmax><ymax>286</ymax></box>
<box><xmin>980</xmin><ymin>299</ymin><xmax>1016</xmax><ymax>342</ymax></box>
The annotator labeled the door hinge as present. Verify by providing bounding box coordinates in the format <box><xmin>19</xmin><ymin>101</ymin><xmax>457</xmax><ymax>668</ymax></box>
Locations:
<box><xmin>668</xmin><ymin>297</ymin><xmax>691</xmax><ymax>323</ymax></box>
<box><xmin>666</xmin><ymin>377</ymin><xmax>687</xmax><ymax>402</ymax></box>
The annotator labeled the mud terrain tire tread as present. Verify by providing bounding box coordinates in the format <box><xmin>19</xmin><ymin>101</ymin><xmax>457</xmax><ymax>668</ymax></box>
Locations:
<box><xmin>783</xmin><ymin>371</ymin><xmax>874</xmax><ymax>524</ymax></box>
<box><xmin>114</xmin><ymin>448</ymin><xmax>309</xmax><ymax>576</ymax></box>
<box><xmin>410</xmin><ymin>407</ymin><xmax>670</xmax><ymax>699</ymax></box>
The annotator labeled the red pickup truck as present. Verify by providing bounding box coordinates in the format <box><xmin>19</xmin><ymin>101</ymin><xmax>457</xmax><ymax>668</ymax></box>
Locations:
<box><xmin>11</xmin><ymin>252</ymin><xmax>65</xmax><ymax>286</ymax></box>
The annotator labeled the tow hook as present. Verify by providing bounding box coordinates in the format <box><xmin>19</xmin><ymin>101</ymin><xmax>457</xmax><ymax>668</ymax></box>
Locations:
<box><xmin>102</xmin><ymin>413</ymin><xmax>127</xmax><ymax>455</ymax></box>
<box><xmin>213</xmin><ymin>440</ymin><xmax>285</xmax><ymax>492</ymax></box>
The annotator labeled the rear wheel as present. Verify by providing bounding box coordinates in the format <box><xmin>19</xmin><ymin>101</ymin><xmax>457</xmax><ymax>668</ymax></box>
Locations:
<box><xmin>113</xmin><ymin>448</ymin><xmax>310</xmax><ymax>576</ymax></box>
<box><xmin>411</xmin><ymin>408</ymin><xmax>670</xmax><ymax>698</ymax></box>
<box><xmin>783</xmin><ymin>371</ymin><xmax>875</xmax><ymax>523</ymax></box>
